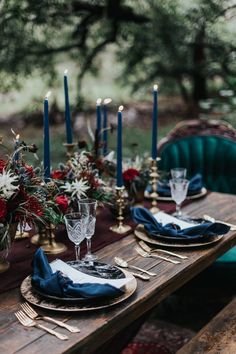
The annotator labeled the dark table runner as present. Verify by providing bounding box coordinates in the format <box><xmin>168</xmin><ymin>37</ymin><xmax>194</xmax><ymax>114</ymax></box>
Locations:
<box><xmin>0</xmin><ymin>202</ymin><xmax>179</xmax><ymax>293</ymax></box>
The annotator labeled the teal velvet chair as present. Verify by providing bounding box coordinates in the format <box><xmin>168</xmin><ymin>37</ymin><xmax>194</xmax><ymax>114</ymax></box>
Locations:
<box><xmin>158</xmin><ymin>119</ymin><xmax>236</xmax><ymax>284</ymax></box>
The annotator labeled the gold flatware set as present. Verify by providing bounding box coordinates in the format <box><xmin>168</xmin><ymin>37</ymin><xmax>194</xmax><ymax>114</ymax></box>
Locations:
<box><xmin>15</xmin><ymin>302</ymin><xmax>80</xmax><ymax>340</ymax></box>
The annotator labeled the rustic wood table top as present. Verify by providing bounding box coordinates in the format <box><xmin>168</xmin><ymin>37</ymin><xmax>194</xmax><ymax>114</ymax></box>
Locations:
<box><xmin>1</xmin><ymin>192</ymin><xmax>236</xmax><ymax>354</ymax></box>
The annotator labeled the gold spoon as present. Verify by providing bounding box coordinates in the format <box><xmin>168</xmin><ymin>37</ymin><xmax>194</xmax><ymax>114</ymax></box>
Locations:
<box><xmin>114</xmin><ymin>257</ymin><xmax>156</xmax><ymax>276</ymax></box>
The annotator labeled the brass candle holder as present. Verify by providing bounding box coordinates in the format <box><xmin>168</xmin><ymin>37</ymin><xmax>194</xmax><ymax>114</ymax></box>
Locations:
<box><xmin>63</xmin><ymin>142</ymin><xmax>77</xmax><ymax>161</ymax></box>
<box><xmin>31</xmin><ymin>224</ymin><xmax>50</xmax><ymax>246</ymax></box>
<box><xmin>110</xmin><ymin>186</ymin><xmax>132</xmax><ymax>234</ymax></box>
<box><xmin>0</xmin><ymin>257</ymin><xmax>9</xmax><ymax>273</ymax></box>
<box><xmin>149</xmin><ymin>157</ymin><xmax>160</xmax><ymax>214</ymax></box>
<box><xmin>41</xmin><ymin>224</ymin><xmax>67</xmax><ymax>255</ymax></box>
<box><xmin>15</xmin><ymin>223</ymin><xmax>30</xmax><ymax>239</ymax></box>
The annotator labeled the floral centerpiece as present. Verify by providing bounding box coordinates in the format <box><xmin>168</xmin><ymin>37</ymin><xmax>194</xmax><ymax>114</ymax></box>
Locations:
<box><xmin>0</xmin><ymin>141</ymin><xmax>69</xmax><ymax>252</ymax></box>
<box><xmin>122</xmin><ymin>155</ymin><xmax>149</xmax><ymax>202</ymax></box>
<box><xmin>51</xmin><ymin>150</ymin><xmax>113</xmax><ymax>209</ymax></box>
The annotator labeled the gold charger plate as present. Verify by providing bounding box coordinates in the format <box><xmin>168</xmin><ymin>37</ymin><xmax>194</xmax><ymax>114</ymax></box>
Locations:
<box><xmin>20</xmin><ymin>270</ymin><xmax>137</xmax><ymax>312</ymax></box>
<box><xmin>134</xmin><ymin>225</ymin><xmax>223</xmax><ymax>249</ymax></box>
<box><xmin>144</xmin><ymin>187</ymin><xmax>207</xmax><ymax>201</ymax></box>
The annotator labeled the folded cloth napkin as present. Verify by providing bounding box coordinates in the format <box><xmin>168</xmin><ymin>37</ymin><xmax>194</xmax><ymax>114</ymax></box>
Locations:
<box><xmin>147</xmin><ymin>173</ymin><xmax>203</xmax><ymax>196</ymax></box>
<box><xmin>131</xmin><ymin>207</ymin><xmax>230</xmax><ymax>239</ymax></box>
<box><xmin>31</xmin><ymin>248</ymin><xmax>123</xmax><ymax>299</ymax></box>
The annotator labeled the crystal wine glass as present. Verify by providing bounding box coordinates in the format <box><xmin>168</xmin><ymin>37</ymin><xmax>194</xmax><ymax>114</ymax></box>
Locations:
<box><xmin>171</xmin><ymin>168</ymin><xmax>187</xmax><ymax>179</ymax></box>
<box><xmin>169</xmin><ymin>178</ymin><xmax>189</xmax><ymax>217</ymax></box>
<box><xmin>78</xmin><ymin>199</ymin><xmax>97</xmax><ymax>261</ymax></box>
<box><xmin>64</xmin><ymin>212</ymin><xmax>88</xmax><ymax>261</ymax></box>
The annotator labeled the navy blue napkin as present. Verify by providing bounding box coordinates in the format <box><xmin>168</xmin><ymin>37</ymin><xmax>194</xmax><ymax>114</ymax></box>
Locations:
<box><xmin>31</xmin><ymin>248</ymin><xmax>123</xmax><ymax>299</ymax></box>
<box><xmin>131</xmin><ymin>207</ymin><xmax>230</xmax><ymax>239</ymax></box>
<box><xmin>147</xmin><ymin>173</ymin><xmax>203</xmax><ymax>196</ymax></box>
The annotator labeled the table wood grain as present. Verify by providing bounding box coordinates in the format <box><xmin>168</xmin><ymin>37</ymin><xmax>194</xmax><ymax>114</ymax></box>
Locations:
<box><xmin>1</xmin><ymin>192</ymin><xmax>236</xmax><ymax>354</ymax></box>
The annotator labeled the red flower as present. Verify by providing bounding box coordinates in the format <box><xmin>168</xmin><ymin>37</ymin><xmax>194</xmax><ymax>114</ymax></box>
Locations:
<box><xmin>0</xmin><ymin>198</ymin><xmax>7</xmax><ymax>219</ymax></box>
<box><xmin>55</xmin><ymin>195</ymin><xmax>69</xmax><ymax>214</ymax></box>
<box><xmin>25</xmin><ymin>195</ymin><xmax>44</xmax><ymax>217</ymax></box>
<box><xmin>123</xmin><ymin>168</ymin><xmax>140</xmax><ymax>182</ymax></box>
<box><xmin>51</xmin><ymin>170</ymin><xmax>67</xmax><ymax>180</ymax></box>
<box><xmin>0</xmin><ymin>159</ymin><xmax>7</xmax><ymax>173</ymax></box>
<box><xmin>24</xmin><ymin>164</ymin><xmax>35</xmax><ymax>178</ymax></box>
<box><xmin>80</xmin><ymin>171</ymin><xmax>99</xmax><ymax>190</ymax></box>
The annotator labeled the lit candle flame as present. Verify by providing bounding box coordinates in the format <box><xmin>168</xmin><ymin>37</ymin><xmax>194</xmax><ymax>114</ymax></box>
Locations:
<box><xmin>118</xmin><ymin>105</ymin><xmax>124</xmax><ymax>112</ymax></box>
<box><xmin>96</xmin><ymin>98</ymin><xmax>102</xmax><ymax>105</ymax></box>
<box><xmin>153</xmin><ymin>84</ymin><xmax>158</xmax><ymax>91</ymax></box>
<box><xmin>104</xmin><ymin>98</ymin><xmax>112</xmax><ymax>105</ymax></box>
<box><xmin>45</xmin><ymin>91</ymin><xmax>51</xmax><ymax>99</ymax></box>
<box><xmin>64</xmin><ymin>69</ymin><xmax>68</xmax><ymax>75</ymax></box>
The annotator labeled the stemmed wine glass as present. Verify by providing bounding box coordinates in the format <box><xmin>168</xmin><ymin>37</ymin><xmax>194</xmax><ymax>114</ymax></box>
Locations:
<box><xmin>64</xmin><ymin>212</ymin><xmax>88</xmax><ymax>261</ymax></box>
<box><xmin>171</xmin><ymin>168</ymin><xmax>187</xmax><ymax>179</ymax></box>
<box><xmin>169</xmin><ymin>178</ymin><xmax>189</xmax><ymax>217</ymax></box>
<box><xmin>78</xmin><ymin>199</ymin><xmax>97</xmax><ymax>261</ymax></box>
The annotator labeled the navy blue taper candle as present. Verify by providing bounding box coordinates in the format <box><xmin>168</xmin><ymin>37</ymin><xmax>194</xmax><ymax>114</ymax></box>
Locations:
<box><xmin>64</xmin><ymin>70</ymin><xmax>73</xmax><ymax>144</ymax></box>
<box><xmin>116</xmin><ymin>106</ymin><xmax>124</xmax><ymax>187</ymax></box>
<box><xmin>14</xmin><ymin>134</ymin><xmax>20</xmax><ymax>161</ymax></box>
<box><xmin>96</xmin><ymin>98</ymin><xmax>102</xmax><ymax>154</ymax></box>
<box><xmin>151</xmin><ymin>84</ymin><xmax>158</xmax><ymax>160</ymax></box>
<box><xmin>44</xmin><ymin>91</ymin><xmax>51</xmax><ymax>181</ymax></box>
<box><xmin>102</xmin><ymin>98</ymin><xmax>112</xmax><ymax>155</ymax></box>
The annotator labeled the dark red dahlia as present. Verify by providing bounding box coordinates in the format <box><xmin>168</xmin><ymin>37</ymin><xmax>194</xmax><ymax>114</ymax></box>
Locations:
<box><xmin>0</xmin><ymin>198</ymin><xmax>7</xmax><ymax>219</ymax></box>
<box><xmin>123</xmin><ymin>168</ymin><xmax>140</xmax><ymax>182</ymax></box>
<box><xmin>25</xmin><ymin>195</ymin><xmax>44</xmax><ymax>217</ymax></box>
<box><xmin>24</xmin><ymin>164</ymin><xmax>35</xmax><ymax>178</ymax></box>
<box><xmin>0</xmin><ymin>159</ymin><xmax>7</xmax><ymax>173</ymax></box>
<box><xmin>51</xmin><ymin>170</ymin><xmax>67</xmax><ymax>180</ymax></box>
<box><xmin>55</xmin><ymin>195</ymin><xmax>69</xmax><ymax>214</ymax></box>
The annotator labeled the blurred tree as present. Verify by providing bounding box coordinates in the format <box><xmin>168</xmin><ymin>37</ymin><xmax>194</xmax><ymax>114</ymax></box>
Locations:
<box><xmin>1</xmin><ymin>0</ymin><xmax>236</xmax><ymax>107</ymax></box>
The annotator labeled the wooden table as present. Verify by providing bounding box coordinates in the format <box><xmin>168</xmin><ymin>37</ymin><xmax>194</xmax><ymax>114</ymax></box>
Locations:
<box><xmin>1</xmin><ymin>192</ymin><xmax>236</xmax><ymax>354</ymax></box>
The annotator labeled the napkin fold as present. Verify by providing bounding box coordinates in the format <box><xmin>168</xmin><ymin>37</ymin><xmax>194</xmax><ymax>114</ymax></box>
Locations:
<box><xmin>131</xmin><ymin>207</ymin><xmax>230</xmax><ymax>239</ymax></box>
<box><xmin>147</xmin><ymin>173</ymin><xmax>203</xmax><ymax>196</ymax></box>
<box><xmin>31</xmin><ymin>248</ymin><xmax>123</xmax><ymax>299</ymax></box>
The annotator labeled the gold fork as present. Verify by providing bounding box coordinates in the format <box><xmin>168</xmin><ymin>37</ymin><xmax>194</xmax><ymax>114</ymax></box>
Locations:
<box><xmin>15</xmin><ymin>310</ymin><xmax>68</xmax><ymax>340</ymax></box>
<box><xmin>138</xmin><ymin>241</ymin><xmax>188</xmax><ymax>260</ymax></box>
<box><xmin>135</xmin><ymin>246</ymin><xmax>181</xmax><ymax>264</ymax></box>
<box><xmin>21</xmin><ymin>302</ymin><xmax>80</xmax><ymax>333</ymax></box>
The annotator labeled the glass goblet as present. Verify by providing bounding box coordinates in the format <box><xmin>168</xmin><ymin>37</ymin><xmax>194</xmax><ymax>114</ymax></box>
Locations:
<box><xmin>78</xmin><ymin>199</ymin><xmax>97</xmax><ymax>261</ymax></box>
<box><xmin>64</xmin><ymin>212</ymin><xmax>88</xmax><ymax>261</ymax></box>
<box><xmin>171</xmin><ymin>168</ymin><xmax>187</xmax><ymax>179</ymax></box>
<box><xmin>169</xmin><ymin>178</ymin><xmax>189</xmax><ymax>217</ymax></box>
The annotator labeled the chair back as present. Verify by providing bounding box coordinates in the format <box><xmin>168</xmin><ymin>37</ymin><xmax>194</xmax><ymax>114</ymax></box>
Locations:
<box><xmin>158</xmin><ymin>119</ymin><xmax>236</xmax><ymax>194</ymax></box>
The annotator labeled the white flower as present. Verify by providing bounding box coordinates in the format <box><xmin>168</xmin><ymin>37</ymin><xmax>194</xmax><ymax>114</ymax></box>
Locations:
<box><xmin>78</xmin><ymin>151</ymin><xmax>89</xmax><ymax>165</ymax></box>
<box><xmin>62</xmin><ymin>181</ymin><xmax>73</xmax><ymax>194</ymax></box>
<box><xmin>0</xmin><ymin>170</ymin><xmax>19</xmax><ymax>199</ymax></box>
<box><xmin>103</xmin><ymin>151</ymin><xmax>115</xmax><ymax>162</ymax></box>
<box><xmin>62</xmin><ymin>179</ymin><xmax>90</xmax><ymax>199</ymax></box>
<box><xmin>72</xmin><ymin>151</ymin><xmax>89</xmax><ymax>167</ymax></box>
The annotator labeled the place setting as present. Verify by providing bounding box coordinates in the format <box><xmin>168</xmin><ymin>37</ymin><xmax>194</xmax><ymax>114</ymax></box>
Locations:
<box><xmin>145</xmin><ymin>168</ymin><xmax>207</xmax><ymax>201</ymax></box>
<box><xmin>20</xmin><ymin>198</ymin><xmax>137</xmax><ymax>313</ymax></box>
<box><xmin>132</xmin><ymin>170</ymin><xmax>231</xmax><ymax>251</ymax></box>
<box><xmin>133</xmin><ymin>210</ymin><xmax>229</xmax><ymax>249</ymax></box>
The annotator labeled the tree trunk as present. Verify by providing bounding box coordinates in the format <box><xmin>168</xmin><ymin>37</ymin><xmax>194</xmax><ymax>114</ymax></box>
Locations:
<box><xmin>192</xmin><ymin>26</ymin><xmax>207</xmax><ymax>105</ymax></box>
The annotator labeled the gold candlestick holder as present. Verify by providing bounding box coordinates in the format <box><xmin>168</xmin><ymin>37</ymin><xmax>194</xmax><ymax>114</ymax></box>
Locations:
<box><xmin>41</xmin><ymin>224</ymin><xmax>67</xmax><ymax>255</ymax></box>
<box><xmin>15</xmin><ymin>223</ymin><xmax>30</xmax><ymax>240</ymax></box>
<box><xmin>110</xmin><ymin>186</ymin><xmax>132</xmax><ymax>234</ymax></box>
<box><xmin>149</xmin><ymin>157</ymin><xmax>160</xmax><ymax>214</ymax></box>
<box><xmin>31</xmin><ymin>224</ymin><xmax>50</xmax><ymax>246</ymax></box>
<box><xmin>0</xmin><ymin>257</ymin><xmax>9</xmax><ymax>273</ymax></box>
<box><xmin>63</xmin><ymin>142</ymin><xmax>77</xmax><ymax>161</ymax></box>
